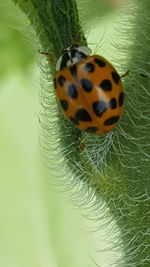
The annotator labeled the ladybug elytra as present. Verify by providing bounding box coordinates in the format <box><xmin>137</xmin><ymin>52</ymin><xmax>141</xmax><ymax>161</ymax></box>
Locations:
<box><xmin>54</xmin><ymin>44</ymin><xmax>125</xmax><ymax>135</ymax></box>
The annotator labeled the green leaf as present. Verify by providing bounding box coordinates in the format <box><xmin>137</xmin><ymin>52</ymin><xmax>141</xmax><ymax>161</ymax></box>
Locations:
<box><xmin>12</xmin><ymin>0</ymin><xmax>150</xmax><ymax>266</ymax></box>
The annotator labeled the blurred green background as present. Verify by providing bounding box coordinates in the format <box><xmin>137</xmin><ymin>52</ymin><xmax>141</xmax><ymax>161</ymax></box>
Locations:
<box><xmin>0</xmin><ymin>1</ymin><xmax>124</xmax><ymax>266</ymax></box>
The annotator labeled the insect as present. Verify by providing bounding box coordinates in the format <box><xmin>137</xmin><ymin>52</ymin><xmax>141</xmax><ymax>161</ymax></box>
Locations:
<box><xmin>42</xmin><ymin>44</ymin><xmax>126</xmax><ymax>134</ymax></box>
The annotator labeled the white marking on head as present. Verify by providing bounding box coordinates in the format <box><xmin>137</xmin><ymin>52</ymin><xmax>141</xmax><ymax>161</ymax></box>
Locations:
<box><xmin>77</xmin><ymin>46</ymin><xmax>92</xmax><ymax>56</ymax></box>
<box><xmin>56</xmin><ymin>55</ymin><xmax>63</xmax><ymax>71</ymax></box>
<box><xmin>55</xmin><ymin>45</ymin><xmax>92</xmax><ymax>71</ymax></box>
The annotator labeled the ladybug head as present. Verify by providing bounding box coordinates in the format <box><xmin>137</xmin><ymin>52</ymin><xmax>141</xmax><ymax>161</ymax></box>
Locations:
<box><xmin>56</xmin><ymin>44</ymin><xmax>92</xmax><ymax>71</ymax></box>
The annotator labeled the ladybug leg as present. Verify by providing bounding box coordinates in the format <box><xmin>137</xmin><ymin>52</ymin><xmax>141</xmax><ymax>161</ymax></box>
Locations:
<box><xmin>79</xmin><ymin>142</ymin><xmax>86</xmax><ymax>150</ymax></box>
<box><xmin>38</xmin><ymin>49</ymin><xmax>54</xmax><ymax>65</ymax></box>
<box><xmin>120</xmin><ymin>70</ymin><xmax>130</xmax><ymax>79</ymax></box>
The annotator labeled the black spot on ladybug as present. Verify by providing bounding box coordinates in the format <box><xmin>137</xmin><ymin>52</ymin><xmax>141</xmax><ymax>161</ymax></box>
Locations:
<box><xmin>100</xmin><ymin>79</ymin><xmax>112</xmax><ymax>91</ymax></box>
<box><xmin>84</xmin><ymin>63</ymin><xmax>95</xmax><ymax>73</ymax></box>
<box><xmin>104</xmin><ymin>116</ymin><xmax>120</xmax><ymax>125</ymax></box>
<box><xmin>53</xmin><ymin>78</ymin><xmax>57</xmax><ymax>89</ymax></box>
<box><xmin>70</xmin><ymin>117</ymin><xmax>79</xmax><ymax>125</ymax></box>
<box><xmin>85</xmin><ymin>127</ymin><xmax>97</xmax><ymax>133</ymax></box>
<box><xmin>58</xmin><ymin>75</ymin><xmax>66</xmax><ymax>87</ymax></box>
<box><xmin>68</xmin><ymin>84</ymin><xmax>78</xmax><ymax>99</ymax></box>
<box><xmin>75</xmin><ymin>108</ymin><xmax>92</xmax><ymax>122</ymax></box>
<box><xmin>112</xmin><ymin>71</ymin><xmax>120</xmax><ymax>85</ymax></box>
<box><xmin>60</xmin><ymin>100</ymin><xmax>69</xmax><ymax>111</ymax></box>
<box><xmin>69</xmin><ymin>65</ymin><xmax>77</xmax><ymax>76</ymax></box>
<box><xmin>118</xmin><ymin>92</ymin><xmax>124</xmax><ymax>107</ymax></box>
<box><xmin>109</xmin><ymin>98</ymin><xmax>117</xmax><ymax>109</ymax></box>
<box><xmin>94</xmin><ymin>58</ymin><xmax>106</xmax><ymax>67</ymax></box>
<box><xmin>93</xmin><ymin>101</ymin><xmax>107</xmax><ymax>116</ymax></box>
<box><xmin>81</xmin><ymin>78</ymin><xmax>93</xmax><ymax>92</ymax></box>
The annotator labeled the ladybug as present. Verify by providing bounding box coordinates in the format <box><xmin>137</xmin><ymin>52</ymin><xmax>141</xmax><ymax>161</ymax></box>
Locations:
<box><xmin>54</xmin><ymin>44</ymin><xmax>125</xmax><ymax>135</ymax></box>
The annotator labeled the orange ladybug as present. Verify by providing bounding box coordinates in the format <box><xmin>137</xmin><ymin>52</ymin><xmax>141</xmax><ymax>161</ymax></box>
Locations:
<box><xmin>54</xmin><ymin>44</ymin><xmax>125</xmax><ymax>134</ymax></box>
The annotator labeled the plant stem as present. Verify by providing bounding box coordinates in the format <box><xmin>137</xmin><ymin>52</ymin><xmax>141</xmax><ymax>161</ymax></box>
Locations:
<box><xmin>12</xmin><ymin>0</ymin><xmax>150</xmax><ymax>266</ymax></box>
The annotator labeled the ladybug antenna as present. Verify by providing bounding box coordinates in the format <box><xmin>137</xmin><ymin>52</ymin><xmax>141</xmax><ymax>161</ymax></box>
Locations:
<box><xmin>38</xmin><ymin>49</ymin><xmax>54</xmax><ymax>65</ymax></box>
<box><xmin>120</xmin><ymin>70</ymin><xmax>130</xmax><ymax>79</ymax></box>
